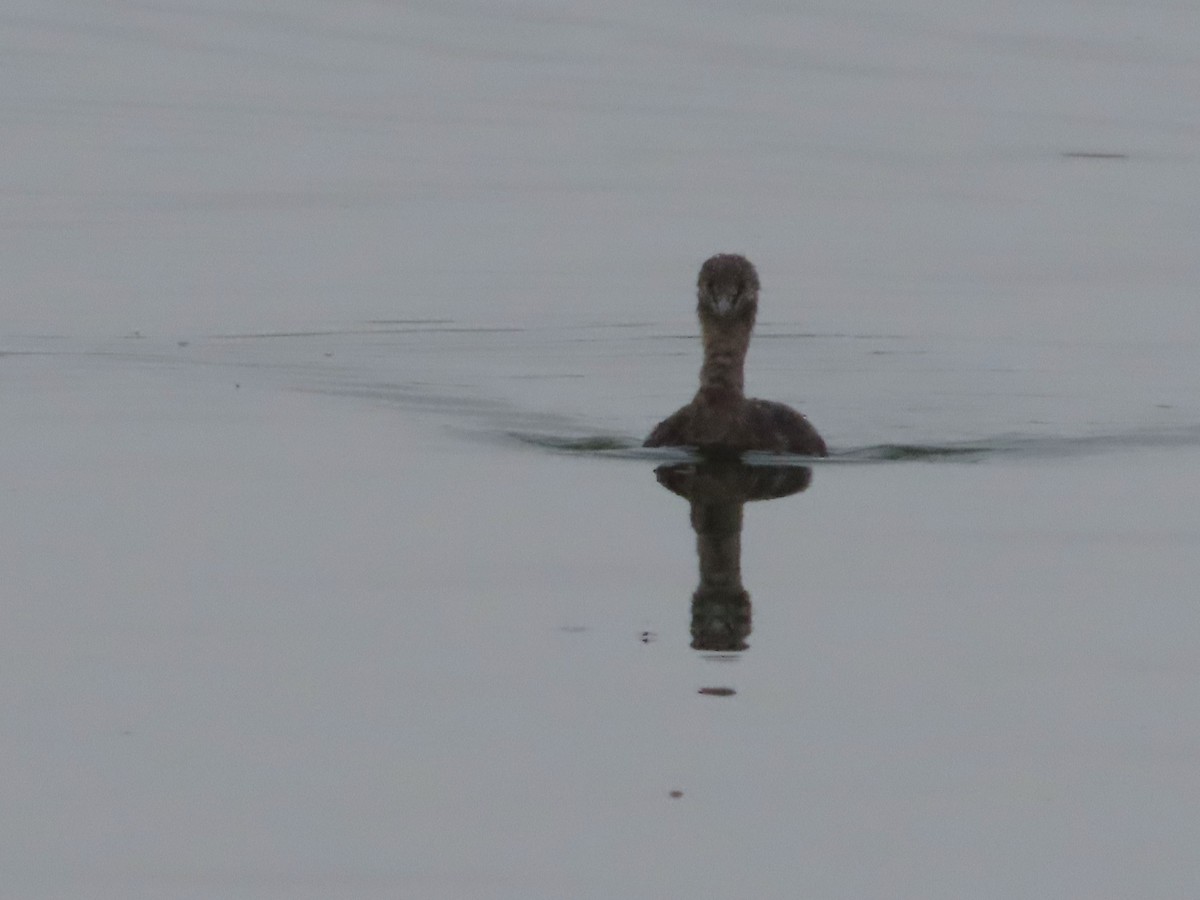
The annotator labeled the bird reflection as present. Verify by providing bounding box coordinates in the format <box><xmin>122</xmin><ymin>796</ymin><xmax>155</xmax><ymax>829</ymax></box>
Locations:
<box><xmin>655</xmin><ymin>462</ymin><xmax>812</xmax><ymax>652</ymax></box>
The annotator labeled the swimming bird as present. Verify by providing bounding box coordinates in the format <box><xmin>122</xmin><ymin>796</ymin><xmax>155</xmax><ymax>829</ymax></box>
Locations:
<box><xmin>644</xmin><ymin>254</ymin><xmax>827</xmax><ymax>457</ymax></box>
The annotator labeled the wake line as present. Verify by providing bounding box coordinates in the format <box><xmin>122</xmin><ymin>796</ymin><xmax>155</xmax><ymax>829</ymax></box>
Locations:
<box><xmin>296</xmin><ymin>379</ymin><xmax>1200</xmax><ymax>464</ymax></box>
<box><xmin>507</xmin><ymin>425</ymin><xmax>1200</xmax><ymax>464</ymax></box>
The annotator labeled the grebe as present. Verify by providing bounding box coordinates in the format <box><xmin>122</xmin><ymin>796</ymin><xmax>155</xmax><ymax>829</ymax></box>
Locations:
<box><xmin>644</xmin><ymin>254</ymin><xmax>827</xmax><ymax>457</ymax></box>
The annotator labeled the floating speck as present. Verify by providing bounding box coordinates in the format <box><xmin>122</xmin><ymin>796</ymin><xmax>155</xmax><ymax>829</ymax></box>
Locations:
<box><xmin>1061</xmin><ymin>151</ymin><xmax>1129</xmax><ymax>160</ymax></box>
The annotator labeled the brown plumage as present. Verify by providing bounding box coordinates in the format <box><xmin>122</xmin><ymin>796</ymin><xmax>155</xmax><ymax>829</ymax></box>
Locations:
<box><xmin>645</xmin><ymin>254</ymin><xmax>827</xmax><ymax>457</ymax></box>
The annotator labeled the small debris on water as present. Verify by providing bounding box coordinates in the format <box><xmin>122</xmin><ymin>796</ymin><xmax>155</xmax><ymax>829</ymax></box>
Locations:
<box><xmin>1061</xmin><ymin>151</ymin><xmax>1129</xmax><ymax>160</ymax></box>
<box><xmin>669</xmin><ymin>790</ymin><xmax>683</xmax><ymax>799</ymax></box>
<box><xmin>698</xmin><ymin>687</ymin><xmax>736</xmax><ymax>697</ymax></box>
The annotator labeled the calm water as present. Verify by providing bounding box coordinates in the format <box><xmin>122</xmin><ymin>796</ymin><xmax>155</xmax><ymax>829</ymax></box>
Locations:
<box><xmin>5</xmin><ymin>326</ymin><xmax>1199</xmax><ymax>899</ymax></box>
<box><xmin>4</xmin><ymin>1</ymin><xmax>1200</xmax><ymax>897</ymax></box>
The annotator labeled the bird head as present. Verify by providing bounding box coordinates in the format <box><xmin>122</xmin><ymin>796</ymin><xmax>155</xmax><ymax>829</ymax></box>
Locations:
<box><xmin>697</xmin><ymin>254</ymin><xmax>759</xmax><ymax>323</ymax></box>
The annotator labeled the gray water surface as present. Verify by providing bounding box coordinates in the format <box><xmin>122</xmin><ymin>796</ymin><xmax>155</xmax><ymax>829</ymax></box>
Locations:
<box><xmin>4</xmin><ymin>327</ymin><xmax>1199</xmax><ymax>899</ymax></box>
<box><xmin>4</xmin><ymin>1</ymin><xmax>1200</xmax><ymax>897</ymax></box>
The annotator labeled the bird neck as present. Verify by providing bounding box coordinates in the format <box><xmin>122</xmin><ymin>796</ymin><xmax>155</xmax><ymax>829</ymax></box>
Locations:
<box><xmin>697</xmin><ymin>315</ymin><xmax>752</xmax><ymax>403</ymax></box>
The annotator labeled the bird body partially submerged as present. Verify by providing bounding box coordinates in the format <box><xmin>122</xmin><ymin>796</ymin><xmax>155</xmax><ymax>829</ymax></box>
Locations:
<box><xmin>645</xmin><ymin>254</ymin><xmax>826</xmax><ymax>457</ymax></box>
<box><xmin>646</xmin><ymin>396</ymin><xmax>825</xmax><ymax>457</ymax></box>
